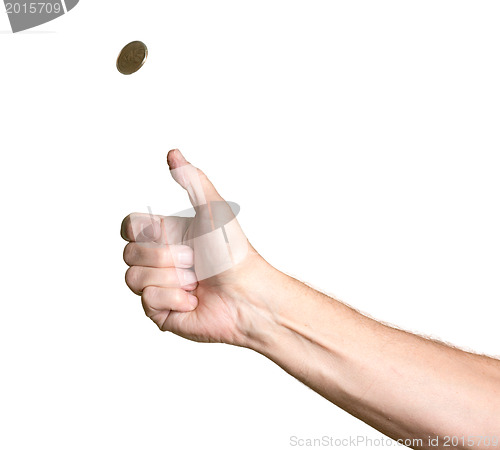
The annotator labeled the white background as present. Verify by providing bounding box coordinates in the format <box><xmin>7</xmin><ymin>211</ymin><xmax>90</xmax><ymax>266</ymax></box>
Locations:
<box><xmin>1</xmin><ymin>1</ymin><xmax>499</xmax><ymax>449</ymax></box>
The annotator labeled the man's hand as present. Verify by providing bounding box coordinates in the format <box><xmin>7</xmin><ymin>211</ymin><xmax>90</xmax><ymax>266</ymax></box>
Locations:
<box><xmin>121</xmin><ymin>149</ymin><xmax>273</xmax><ymax>346</ymax></box>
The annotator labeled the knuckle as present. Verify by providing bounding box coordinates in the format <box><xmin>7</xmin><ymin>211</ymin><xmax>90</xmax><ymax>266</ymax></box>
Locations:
<box><xmin>141</xmin><ymin>296</ymin><xmax>154</xmax><ymax>319</ymax></box>
<box><xmin>122</xmin><ymin>213</ymin><xmax>139</xmax><ymax>240</ymax></box>
<box><xmin>197</xmin><ymin>168</ymin><xmax>208</xmax><ymax>181</ymax></box>
<box><xmin>123</xmin><ymin>243</ymin><xmax>135</xmax><ymax>265</ymax></box>
<box><xmin>142</xmin><ymin>285</ymin><xmax>157</xmax><ymax>303</ymax></box>
<box><xmin>125</xmin><ymin>266</ymin><xmax>142</xmax><ymax>292</ymax></box>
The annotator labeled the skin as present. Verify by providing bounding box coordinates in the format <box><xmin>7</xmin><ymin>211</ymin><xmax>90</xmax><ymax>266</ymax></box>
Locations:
<box><xmin>121</xmin><ymin>149</ymin><xmax>500</xmax><ymax>450</ymax></box>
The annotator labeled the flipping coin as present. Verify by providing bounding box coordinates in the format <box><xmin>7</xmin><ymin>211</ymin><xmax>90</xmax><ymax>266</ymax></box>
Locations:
<box><xmin>116</xmin><ymin>41</ymin><xmax>148</xmax><ymax>75</ymax></box>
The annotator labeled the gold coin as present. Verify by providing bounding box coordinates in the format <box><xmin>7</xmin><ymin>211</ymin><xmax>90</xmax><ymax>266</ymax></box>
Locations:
<box><xmin>116</xmin><ymin>41</ymin><xmax>148</xmax><ymax>75</ymax></box>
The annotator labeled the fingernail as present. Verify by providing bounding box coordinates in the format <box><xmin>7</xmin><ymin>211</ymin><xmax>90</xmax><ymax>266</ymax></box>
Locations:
<box><xmin>167</xmin><ymin>149</ymin><xmax>181</xmax><ymax>169</ymax></box>
<box><xmin>178</xmin><ymin>248</ymin><xmax>193</xmax><ymax>266</ymax></box>
<box><xmin>187</xmin><ymin>294</ymin><xmax>198</xmax><ymax>308</ymax></box>
<box><xmin>183</xmin><ymin>270</ymin><xmax>197</xmax><ymax>285</ymax></box>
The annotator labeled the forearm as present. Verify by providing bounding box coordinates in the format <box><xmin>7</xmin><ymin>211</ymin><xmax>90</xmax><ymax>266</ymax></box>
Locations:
<box><xmin>240</xmin><ymin>266</ymin><xmax>500</xmax><ymax>449</ymax></box>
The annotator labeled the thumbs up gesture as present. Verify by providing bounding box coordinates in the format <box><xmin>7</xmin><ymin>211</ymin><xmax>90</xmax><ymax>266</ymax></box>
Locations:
<box><xmin>121</xmin><ymin>149</ymin><xmax>269</xmax><ymax>345</ymax></box>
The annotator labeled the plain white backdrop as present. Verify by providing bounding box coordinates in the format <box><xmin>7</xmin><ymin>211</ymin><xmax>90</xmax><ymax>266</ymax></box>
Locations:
<box><xmin>1</xmin><ymin>1</ymin><xmax>499</xmax><ymax>449</ymax></box>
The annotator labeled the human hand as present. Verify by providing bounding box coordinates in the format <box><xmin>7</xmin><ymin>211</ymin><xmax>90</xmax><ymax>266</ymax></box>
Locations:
<box><xmin>121</xmin><ymin>149</ymin><xmax>278</xmax><ymax>346</ymax></box>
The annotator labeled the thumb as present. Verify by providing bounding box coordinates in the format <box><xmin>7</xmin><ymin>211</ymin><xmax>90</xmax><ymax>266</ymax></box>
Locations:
<box><xmin>167</xmin><ymin>149</ymin><xmax>223</xmax><ymax>207</ymax></box>
<box><xmin>167</xmin><ymin>149</ymin><xmax>249</xmax><ymax>280</ymax></box>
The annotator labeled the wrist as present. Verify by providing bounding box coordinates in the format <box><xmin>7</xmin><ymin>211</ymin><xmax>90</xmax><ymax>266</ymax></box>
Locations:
<box><xmin>232</xmin><ymin>262</ymin><xmax>362</xmax><ymax>382</ymax></box>
<box><xmin>230</xmin><ymin>259</ymin><xmax>323</xmax><ymax>354</ymax></box>
<box><xmin>229</xmin><ymin>258</ymin><xmax>289</xmax><ymax>350</ymax></box>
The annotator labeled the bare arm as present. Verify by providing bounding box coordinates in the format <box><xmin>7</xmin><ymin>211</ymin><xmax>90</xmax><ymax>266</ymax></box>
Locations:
<box><xmin>240</xmin><ymin>264</ymin><xmax>500</xmax><ymax>449</ymax></box>
<box><xmin>122</xmin><ymin>149</ymin><xmax>500</xmax><ymax>450</ymax></box>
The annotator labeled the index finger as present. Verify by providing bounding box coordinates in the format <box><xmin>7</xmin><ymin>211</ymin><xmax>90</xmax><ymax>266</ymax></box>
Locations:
<box><xmin>120</xmin><ymin>213</ymin><xmax>190</xmax><ymax>244</ymax></box>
